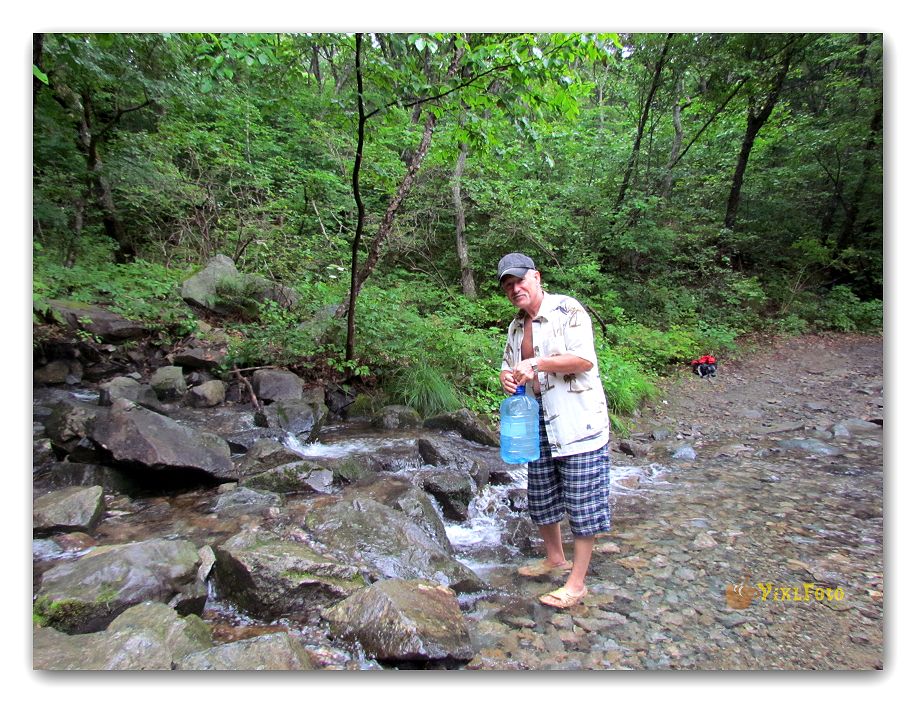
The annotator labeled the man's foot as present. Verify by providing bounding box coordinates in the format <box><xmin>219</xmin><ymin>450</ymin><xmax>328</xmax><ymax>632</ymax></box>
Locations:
<box><xmin>538</xmin><ymin>585</ymin><xmax>588</xmax><ymax>609</ymax></box>
<box><xmin>517</xmin><ymin>559</ymin><xmax>573</xmax><ymax>577</ymax></box>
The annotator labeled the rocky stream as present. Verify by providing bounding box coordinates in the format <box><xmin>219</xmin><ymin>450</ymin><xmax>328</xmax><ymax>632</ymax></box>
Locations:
<box><xmin>31</xmin><ymin>301</ymin><xmax>884</xmax><ymax>670</ymax></box>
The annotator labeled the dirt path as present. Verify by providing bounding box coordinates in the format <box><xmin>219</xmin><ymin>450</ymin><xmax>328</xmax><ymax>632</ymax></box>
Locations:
<box><xmin>467</xmin><ymin>333</ymin><xmax>884</xmax><ymax>670</ymax></box>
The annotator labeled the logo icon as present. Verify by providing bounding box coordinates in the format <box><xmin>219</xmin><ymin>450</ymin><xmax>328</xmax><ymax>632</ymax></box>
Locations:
<box><xmin>725</xmin><ymin>577</ymin><xmax>759</xmax><ymax>609</ymax></box>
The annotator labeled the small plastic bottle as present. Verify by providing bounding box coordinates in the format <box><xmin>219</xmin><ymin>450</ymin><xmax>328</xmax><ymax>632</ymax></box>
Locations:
<box><xmin>499</xmin><ymin>385</ymin><xmax>541</xmax><ymax>464</ymax></box>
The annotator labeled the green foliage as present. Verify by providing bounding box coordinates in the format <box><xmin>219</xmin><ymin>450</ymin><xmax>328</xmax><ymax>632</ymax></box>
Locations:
<box><xmin>33</xmin><ymin>246</ymin><xmax>197</xmax><ymax>336</ymax></box>
<box><xmin>389</xmin><ymin>364</ymin><xmax>462</xmax><ymax>417</ymax></box>
<box><xmin>32</xmin><ymin>31</ymin><xmax>882</xmax><ymax>426</ymax></box>
<box><xmin>594</xmin><ymin>334</ymin><xmax>658</xmax><ymax>418</ymax></box>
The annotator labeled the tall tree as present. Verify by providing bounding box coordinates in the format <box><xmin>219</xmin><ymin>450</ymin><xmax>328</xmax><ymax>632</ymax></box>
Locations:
<box><xmin>724</xmin><ymin>35</ymin><xmax>803</xmax><ymax>232</ymax></box>
<box><xmin>615</xmin><ymin>33</ymin><xmax>673</xmax><ymax>209</ymax></box>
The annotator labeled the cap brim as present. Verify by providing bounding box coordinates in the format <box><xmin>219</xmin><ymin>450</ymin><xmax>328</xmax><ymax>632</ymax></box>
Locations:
<box><xmin>498</xmin><ymin>267</ymin><xmax>532</xmax><ymax>281</ymax></box>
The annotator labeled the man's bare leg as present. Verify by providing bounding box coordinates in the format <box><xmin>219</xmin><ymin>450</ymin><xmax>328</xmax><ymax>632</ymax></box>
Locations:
<box><xmin>537</xmin><ymin>522</ymin><xmax>568</xmax><ymax>566</ymax></box>
<box><xmin>564</xmin><ymin>536</ymin><xmax>594</xmax><ymax>594</ymax></box>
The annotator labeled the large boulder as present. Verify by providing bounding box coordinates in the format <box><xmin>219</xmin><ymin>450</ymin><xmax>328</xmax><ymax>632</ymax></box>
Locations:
<box><xmin>418</xmin><ymin>437</ymin><xmax>490</xmax><ymax>489</ymax></box>
<box><xmin>90</xmin><ymin>398</ymin><xmax>234</xmax><ymax>480</ymax></box>
<box><xmin>33</xmin><ymin>461</ymin><xmax>138</xmax><ymax>494</ymax></box>
<box><xmin>414</xmin><ymin>467</ymin><xmax>477</xmax><ymax>521</ymax></box>
<box><xmin>359</xmin><ymin>478</ymin><xmax>453</xmax><ymax>554</ymax></box>
<box><xmin>34</xmin><ymin>538</ymin><xmax>203</xmax><ymax>634</ymax></box>
<box><xmin>423</xmin><ymin>409</ymin><xmax>499</xmax><ymax>447</ymax></box>
<box><xmin>173</xmin><ymin>345</ymin><xmax>227</xmax><ymax>370</ymax></box>
<box><xmin>234</xmin><ymin>438</ymin><xmax>305</xmax><ymax>478</ymax></box>
<box><xmin>45</xmin><ymin>399</ymin><xmax>106</xmax><ymax>456</ymax></box>
<box><xmin>34</xmin><ymin>359</ymin><xmax>82</xmax><ymax>385</ymax></box>
<box><xmin>372</xmin><ymin>405</ymin><xmax>423</xmax><ymax>430</ymax></box>
<box><xmin>187</xmin><ymin>380</ymin><xmax>226</xmax><ymax>408</ymax></box>
<box><xmin>322</xmin><ymin>579</ymin><xmax>475</xmax><ymax>663</ymax></box>
<box><xmin>257</xmin><ymin>398</ymin><xmax>328</xmax><ymax>443</ymax></box>
<box><xmin>33</xmin><ymin>486</ymin><xmax>105</xmax><ymax>536</ymax></box>
<box><xmin>46</xmin><ymin>300</ymin><xmax>148</xmax><ymax>342</ymax></box>
<box><xmin>180</xmin><ymin>254</ymin><xmax>299</xmax><ymax>315</ymax></box>
<box><xmin>33</xmin><ymin>601</ymin><xmax>212</xmax><ymax>670</ymax></box>
<box><xmin>210</xmin><ymin>486</ymin><xmax>284</xmax><ymax>517</ymax></box>
<box><xmin>175</xmin><ymin>632</ymin><xmax>315</xmax><ymax>670</ymax></box>
<box><xmin>240</xmin><ymin>461</ymin><xmax>335</xmax><ymax>495</ymax></box>
<box><xmin>213</xmin><ymin>528</ymin><xmax>367</xmax><ymax>620</ymax></box>
<box><xmin>251</xmin><ymin>369</ymin><xmax>304</xmax><ymax>403</ymax></box>
<box><xmin>305</xmin><ymin>495</ymin><xmax>485</xmax><ymax>593</ymax></box>
<box><xmin>150</xmin><ymin>365</ymin><xmax>188</xmax><ymax>402</ymax></box>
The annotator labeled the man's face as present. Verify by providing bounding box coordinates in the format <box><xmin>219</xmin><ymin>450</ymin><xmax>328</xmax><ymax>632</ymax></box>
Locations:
<box><xmin>501</xmin><ymin>270</ymin><xmax>541</xmax><ymax>310</ymax></box>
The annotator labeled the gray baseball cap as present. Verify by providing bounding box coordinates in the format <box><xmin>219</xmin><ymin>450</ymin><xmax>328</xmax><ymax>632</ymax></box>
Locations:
<box><xmin>497</xmin><ymin>252</ymin><xmax>536</xmax><ymax>282</ymax></box>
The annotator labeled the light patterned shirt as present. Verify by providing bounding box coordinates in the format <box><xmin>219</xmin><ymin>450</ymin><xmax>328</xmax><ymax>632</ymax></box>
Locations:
<box><xmin>501</xmin><ymin>292</ymin><xmax>610</xmax><ymax>457</ymax></box>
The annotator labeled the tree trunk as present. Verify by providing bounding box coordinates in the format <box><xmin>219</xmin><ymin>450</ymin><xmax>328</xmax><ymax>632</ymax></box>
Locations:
<box><xmin>51</xmin><ymin>82</ymin><xmax>136</xmax><ymax>263</ymax></box>
<box><xmin>724</xmin><ymin>45</ymin><xmax>795</xmax><ymax>231</ymax></box>
<box><xmin>82</xmin><ymin>93</ymin><xmax>134</xmax><ymax>263</ymax></box>
<box><xmin>33</xmin><ymin>33</ymin><xmax>44</xmax><ymax>112</ymax></box>
<box><xmin>837</xmin><ymin>103</ymin><xmax>882</xmax><ymax>251</ymax></box>
<box><xmin>343</xmin><ymin>33</ymin><xmax>369</xmax><ymax>364</ymax></box>
<box><xmin>452</xmin><ymin>140</ymin><xmax>476</xmax><ymax>298</ymax></box>
<box><xmin>659</xmin><ymin>79</ymin><xmax>686</xmax><ymax>199</ymax></box>
<box><xmin>341</xmin><ymin>36</ymin><xmax>464</xmax><ymax>362</ymax></box>
<box><xmin>615</xmin><ymin>33</ymin><xmax>673</xmax><ymax>209</ymax></box>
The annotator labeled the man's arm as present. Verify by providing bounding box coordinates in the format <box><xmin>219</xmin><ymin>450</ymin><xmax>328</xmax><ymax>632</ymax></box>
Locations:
<box><xmin>512</xmin><ymin>353</ymin><xmax>593</xmax><ymax>385</ymax></box>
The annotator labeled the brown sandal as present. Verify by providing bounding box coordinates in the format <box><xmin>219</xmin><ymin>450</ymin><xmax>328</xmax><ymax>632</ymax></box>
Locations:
<box><xmin>539</xmin><ymin>586</ymin><xmax>588</xmax><ymax>609</ymax></box>
<box><xmin>517</xmin><ymin>559</ymin><xmax>573</xmax><ymax>577</ymax></box>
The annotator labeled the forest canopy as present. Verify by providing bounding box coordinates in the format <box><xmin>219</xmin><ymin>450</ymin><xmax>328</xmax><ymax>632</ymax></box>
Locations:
<box><xmin>32</xmin><ymin>32</ymin><xmax>883</xmax><ymax>420</ymax></box>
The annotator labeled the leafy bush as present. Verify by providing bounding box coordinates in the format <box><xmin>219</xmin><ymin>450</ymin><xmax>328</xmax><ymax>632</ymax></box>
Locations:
<box><xmin>594</xmin><ymin>334</ymin><xmax>657</xmax><ymax>417</ymax></box>
<box><xmin>33</xmin><ymin>249</ymin><xmax>198</xmax><ymax>337</ymax></box>
<box><xmin>782</xmin><ymin>285</ymin><xmax>883</xmax><ymax>334</ymax></box>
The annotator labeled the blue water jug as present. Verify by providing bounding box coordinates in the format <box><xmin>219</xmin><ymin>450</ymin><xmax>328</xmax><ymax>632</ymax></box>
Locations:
<box><xmin>500</xmin><ymin>385</ymin><xmax>541</xmax><ymax>464</ymax></box>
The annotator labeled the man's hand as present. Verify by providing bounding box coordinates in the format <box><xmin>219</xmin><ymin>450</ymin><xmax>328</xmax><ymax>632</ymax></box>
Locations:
<box><xmin>512</xmin><ymin>357</ymin><xmax>539</xmax><ymax>385</ymax></box>
<box><xmin>499</xmin><ymin>369</ymin><xmax>518</xmax><ymax>395</ymax></box>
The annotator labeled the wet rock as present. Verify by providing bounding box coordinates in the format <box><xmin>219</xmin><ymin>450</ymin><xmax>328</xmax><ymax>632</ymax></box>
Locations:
<box><xmin>251</xmin><ymin>369</ymin><xmax>304</xmax><ymax>403</ymax></box>
<box><xmin>149</xmin><ymin>366</ymin><xmax>188</xmax><ymax>401</ymax></box>
<box><xmin>213</xmin><ymin>528</ymin><xmax>367</xmax><ymax>619</ymax></box>
<box><xmin>372</xmin><ymin>405</ymin><xmax>423</xmax><ymax>430</ymax></box>
<box><xmin>91</xmin><ymin>398</ymin><xmax>234</xmax><ymax>480</ymax></box>
<box><xmin>45</xmin><ymin>399</ymin><xmax>106</xmax><ymax>456</ymax></box>
<box><xmin>776</xmin><ymin>438</ymin><xmax>843</xmax><ymax>456</ymax></box>
<box><xmin>418</xmin><ymin>437</ymin><xmax>489</xmax><ymax>489</ymax></box>
<box><xmin>305</xmin><ymin>495</ymin><xmax>485</xmax><ymax>593</ymax></box>
<box><xmin>414</xmin><ymin>466</ymin><xmax>476</xmax><ymax>521</ymax></box>
<box><xmin>424</xmin><ymin>409</ymin><xmax>499</xmax><ymax>447</ymax></box>
<box><xmin>359</xmin><ymin>478</ymin><xmax>453</xmax><ymax>554</ymax></box>
<box><xmin>33</xmin><ymin>602</ymin><xmax>212</xmax><ymax>670</ymax></box>
<box><xmin>33</xmin><ymin>461</ymin><xmax>139</xmax><ymax>494</ymax></box>
<box><xmin>33</xmin><ymin>486</ymin><xmax>105</xmax><ymax>536</ymax></box>
<box><xmin>34</xmin><ymin>538</ymin><xmax>202</xmax><ymax>634</ymax></box>
<box><xmin>187</xmin><ymin>380</ymin><xmax>226</xmax><ymax>408</ymax></box>
<box><xmin>671</xmin><ymin>445</ymin><xmax>697</xmax><ymax>461</ymax></box>
<box><xmin>176</xmin><ymin>632</ymin><xmax>315</xmax><ymax>670</ymax></box>
<box><xmin>257</xmin><ymin>398</ymin><xmax>328</xmax><ymax>443</ymax></box>
<box><xmin>211</xmin><ymin>486</ymin><xmax>284</xmax><ymax>516</ymax></box>
<box><xmin>322</xmin><ymin>579</ymin><xmax>475</xmax><ymax>663</ymax></box>
<box><xmin>234</xmin><ymin>438</ymin><xmax>303</xmax><ymax>477</ymax></box>
<box><xmin>618</xmin><ymin>440</ymin><xmax>649</xmax><ymax>458</ymax></box>
<box><xmin>240</xmin><ymin>462</ymin><xmax>334</xmax><ymax>495</ymax></box>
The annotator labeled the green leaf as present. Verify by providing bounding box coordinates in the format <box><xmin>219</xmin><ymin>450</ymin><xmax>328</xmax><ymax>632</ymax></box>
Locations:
<box><xmin>32</xmin><ymin>65</ymin><xmax>49</xmax><ymax>84</ymax></box>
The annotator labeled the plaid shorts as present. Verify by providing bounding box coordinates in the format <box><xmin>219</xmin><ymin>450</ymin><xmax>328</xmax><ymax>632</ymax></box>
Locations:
<box><xmin>527</xmin><ymin>413</ymin><xmax>611</xmax><ymax>536</ymax></box>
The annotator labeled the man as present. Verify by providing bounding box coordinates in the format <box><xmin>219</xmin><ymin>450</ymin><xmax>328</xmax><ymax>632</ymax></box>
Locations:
<box><xmin>497</xmin><ymin>252</ymin><xmax>611</xmax><ymax>609</ymax></box>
